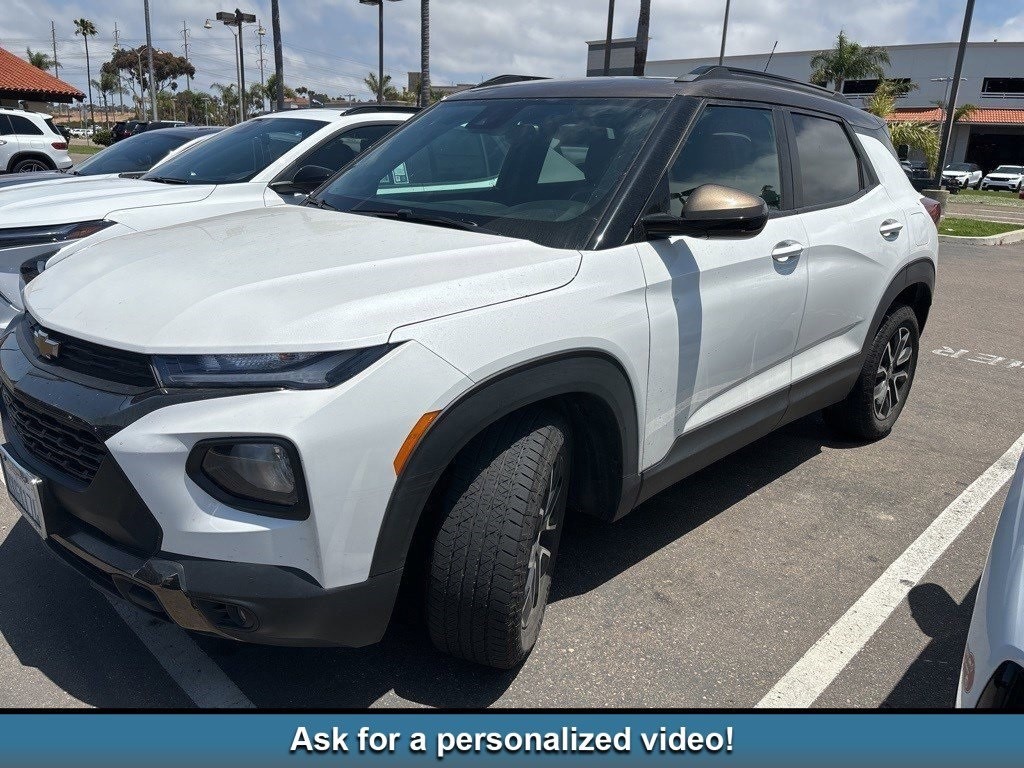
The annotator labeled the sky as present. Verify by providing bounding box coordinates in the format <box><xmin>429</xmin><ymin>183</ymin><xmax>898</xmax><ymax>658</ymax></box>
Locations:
<box><xmin>0</xmin><ymin>0</ymin><xmax>1021</xmax><ymax>102</ymax></box>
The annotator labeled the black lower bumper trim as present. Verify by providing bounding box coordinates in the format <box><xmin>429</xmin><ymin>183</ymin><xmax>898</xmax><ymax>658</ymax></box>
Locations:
<box><xmin>47</xmin><ymin>527</ymin><xmax>403</xmax><ymax>648</ymax></box>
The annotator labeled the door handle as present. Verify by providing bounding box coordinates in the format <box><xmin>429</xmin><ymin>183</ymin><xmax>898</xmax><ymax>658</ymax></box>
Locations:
<box><xmin>879</xmin><ymin>219</ymin><xmax>904</xmax><ymax>239</ymax></box>
<box><xmin>771</xmin><ymin>241</ymin><xmax>803</xmax><ymax>262</ymax></box>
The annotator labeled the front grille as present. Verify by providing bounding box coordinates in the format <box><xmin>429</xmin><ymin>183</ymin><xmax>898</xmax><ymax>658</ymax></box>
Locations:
<box><xmin>2</xmin><ymin>388</ymin><xmax>106</xmax><ymax>485</ymax></box>
<box><xmin>28</xmin><ymin>321</ymin><xmax>155</xmax><ymax>388</ymax></box>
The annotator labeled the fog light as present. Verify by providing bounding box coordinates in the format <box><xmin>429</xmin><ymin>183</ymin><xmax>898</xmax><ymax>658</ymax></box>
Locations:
<box><xmin>201</xmin><ymin>442</ymin><xmax>298</xmax><ymax>507</ymax></box>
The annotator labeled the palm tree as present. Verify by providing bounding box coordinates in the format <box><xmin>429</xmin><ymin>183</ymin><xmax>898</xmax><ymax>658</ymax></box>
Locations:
<box><xmin>26</xmin><ymin>48</ymin><xmax>53</xmax><ymax>71</ymax></box>
<box><xmin>364</xmin><ymin>72</ymin><xmax>398</xmax><ymax>102</ymax></box>
<box><xmin>419</xmin><ymin>0</ymin><xmax>430</xmax><ymax>108</ymax></box>
<box><xmin>632</xmin><ymin>0</ymin><xmax>651</xmax><ymax>76</ymax></box>
<box><xmin>210</xmin><ymin>82</ymin><xmax>239</xmax><ymax>124</ymax></box>
<box><xmin>74</xmin><ymin>18</ymin><xmax>98</xmax><ymax>126</ymax></box>
<box><xmin>271</xmin><ymin>0</ymin><xmax>284</xmax><ymax>112</ymax></box>
<box><xmin>933</xmin><ymin>100</ymin><xmax>978</xmax><ymax>124</ymax></box>
<box><xmin>889</xmin><ymin>122</ymin><xmax>939</xmax><ymax>172</ymax></box>
<box><xmin>866</xmin><ymin>79</ymin><xmax>919</xmax><ymax>119</ymax></box>
<box><xmin>809</xmin><ymin>31</ymin><xmax>890</xmax><ymax>92</ymax></box>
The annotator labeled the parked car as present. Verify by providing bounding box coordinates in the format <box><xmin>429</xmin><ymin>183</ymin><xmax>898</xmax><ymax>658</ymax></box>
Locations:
<box><xmin>0</xmin><ymin>108</ymin><xmax>411</xmax><ymax>328</ymax></box>
<box><xmin>0</xmin><ymin>70</ymin><xmax>938</xmax><ymax>668</ymax></box>
<box><xmin>941</xmin><ymin>162</ymin><xmax>982</xmax><ymax>189</ymax></box>
<box><xmin>111</xmin><ymin>120</ymin><xmax>148</xmax><ymax>142</ymax></box>
<box><xmin>959</xmin><ymin>453</ymin><xmax>1024</xmax><ymax>708</ymax></box>
<box><xmin>0</xmin><ymin>126</ymin><xmax>222</xmax><ymax>191</ymax></box>
<box><xmin>980</xmin><ymin>165</ymin><xmax>1024</xmax><ymax>191</ymax></box>
<box><xmin>901</xmin><ymin>160</ymin><xmax>932</xmax><ymax>191</ymax></box>
<box><xmin>0</xmin><ymin>108</ymin><xmax>72</xmax><ymax>173</ymax></box>
<box><xmin>143</xmin><ymin>120</ymin><xmax>190</xmax><ymax>131</ymax></box>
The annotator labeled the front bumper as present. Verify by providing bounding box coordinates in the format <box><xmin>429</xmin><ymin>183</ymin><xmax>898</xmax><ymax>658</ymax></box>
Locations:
<box><xmin>982</xmin><ymin>179</ymin><xmax>1021</xmax><ymax>189</ymax></box>
<box><xmin>41</xmin><ymin>497</ymin><xmax>402</xmax><ymax>647</ymax></box>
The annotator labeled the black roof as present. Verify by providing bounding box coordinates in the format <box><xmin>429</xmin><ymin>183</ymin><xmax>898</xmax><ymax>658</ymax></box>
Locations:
<box><xmin>143</xmin><ymin>125</ymin><xmax>224</xmax><ymax>138</ymax></box>
<box><xmin>451</xmin><ymin>69</ymin><xmax>884</xmax><ymax>129</ymax></box>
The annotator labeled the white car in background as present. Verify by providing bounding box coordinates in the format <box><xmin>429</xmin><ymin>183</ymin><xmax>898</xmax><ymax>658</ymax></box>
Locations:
<box><xmin>0</xmin><ymin>108</ymin><xmax>73</xmax><ymax>173</ymax></box>
<box><xmin>0</xmin><ymin>107</ymin><xmax>412</xmax><ymax>329</ymax></box>
<box><xmin>941</xmin><ymin>162</ymin><xmax>982</xmax><ymax>189</ymax></box>
<box><xmin>959</xmin><ymin>454</ymin><xmax>1024</xmax><ymax>708</ymax></box>
<box><xmin>980</xmin><ymin>165</ymin><xmax>1024</xmax><ymax>191</ymax></box>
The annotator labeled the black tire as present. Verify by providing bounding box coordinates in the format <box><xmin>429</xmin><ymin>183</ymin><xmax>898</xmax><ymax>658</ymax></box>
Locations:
<box><xmin>11</xmin><ymin>157</ymin><xmax>52</xmax><ymax>173</ymax></box>
<box><xmin>824</xmin><ymin>305</ymin><xmax>920</xmax><ymax>440</ymax></box>
<box><xmin>427</xmin><ymin>406</ymin><xmax>571</xmax><ymax>669</ymax></box>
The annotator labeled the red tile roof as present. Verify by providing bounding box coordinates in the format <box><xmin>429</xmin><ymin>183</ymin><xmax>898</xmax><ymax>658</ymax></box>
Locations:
<box><xmin>887</xmin><ymin>106</ymin><xmax>1024</xmax><ymax>125</ymax></box>
<box><xmin>0</xmin><ymin>46</ymin><xmax>84</xmax><ymax>102</ymax></box>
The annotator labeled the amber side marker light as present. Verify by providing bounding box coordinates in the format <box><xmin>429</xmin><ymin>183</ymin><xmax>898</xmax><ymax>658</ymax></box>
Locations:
<box><xmin>394</xmin><ymin>411</ymin><xmax>440</xmax><ymax>474</ymax></box>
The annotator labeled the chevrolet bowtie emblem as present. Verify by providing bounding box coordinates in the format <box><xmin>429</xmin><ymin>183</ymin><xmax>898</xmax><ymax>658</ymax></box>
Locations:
<box><xmin>33</xmin><ymin>329</ymin><xmax>60</xmax><ymax>360</ymax></box>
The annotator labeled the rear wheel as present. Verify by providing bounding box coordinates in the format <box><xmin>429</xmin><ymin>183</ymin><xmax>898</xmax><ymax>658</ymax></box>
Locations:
<box><xmin>11</xmin><ymin>157</ymin><xmax>52</xmax><ymax>173</ymax></box>
<box><xmin>426</xmin><ymin>406</ymin><xmax>571</xmax><ymax>669</ymax></box>
<box><xmin>824</xmin><ymin>305</ymin><xmax>919</xmax><ymax>440</ymax></box>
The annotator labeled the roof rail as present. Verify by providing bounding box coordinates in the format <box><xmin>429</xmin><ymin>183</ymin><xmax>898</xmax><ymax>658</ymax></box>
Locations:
<box><xmin>474</xmin><ymin>74</ymin><xmax>551</xmax><ymax>88</ymax></box>
<box><xmin>342</xmin><ymin>105</ymin><xmax>421</xmax><ymax>115</ymax></box>
<box><xmin>679</xmin><ymin>65</ymin><xmax>846</xmax><ymax>102</ymax></box>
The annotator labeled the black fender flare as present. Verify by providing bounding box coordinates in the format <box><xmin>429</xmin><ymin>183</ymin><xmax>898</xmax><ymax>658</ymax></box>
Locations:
<box><xmin>861</xmin><ymin>257</ymin><xmax>936</xmax><ymax>357</ymax></box>
<box><xmin>368</xmin><ymin>350</ymin><xmax>641</xmax><ymax>577</ymax></box>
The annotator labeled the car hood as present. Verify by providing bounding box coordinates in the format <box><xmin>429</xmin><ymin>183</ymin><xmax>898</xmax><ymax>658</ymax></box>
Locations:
<box><xmin>0</xmin><ymin>177</ymin><xmax>214</xmax><ymax>227</ymax></box>
<box><xmin>24</xmin><ymin>206</ymin><xmax>582</xmax><ymax>353</ymax></box>
<box><xmin>987</xmin><ymin>173</ymin><xmax>1022</xmax><ymax>179</ymax></box>
<box><xmin>942</xmin><ymin>170</ymin><xmax>968</xmax><ymax>176</ymax></box>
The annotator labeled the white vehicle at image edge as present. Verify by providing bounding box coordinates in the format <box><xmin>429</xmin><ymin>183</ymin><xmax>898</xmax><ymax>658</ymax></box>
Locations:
<box><xmin>959</xmin><ymin>453</ymin><xmax>1024</xmax><ymax>709</ymax></box>
<box><xmin>0</xmin><ymin>108</ymin><xmax>412</xmax><ymax>329</ymax></box>
<box><xmin>0</xmin><ymin>70</ymin><xmax>939</xmax><ymax>669</ymax></box>
<box><xmin>0</xmin><ymin>108</ymin><xmax>73</xmax><ymax>173</ymax></box>
<box><xmin>980</xmin><ymin>165</ymin><xmax>1024</xmax><ymax>191</ymax></box>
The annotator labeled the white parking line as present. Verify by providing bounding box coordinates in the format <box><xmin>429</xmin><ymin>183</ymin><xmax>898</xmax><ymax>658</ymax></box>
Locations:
<box><xmin>757</xmin><ymin>431</ymin><xmax>1024</xmax><ymax>709</ymax></box>
<box><xmin>105</xmin><ymin>595</ymin><xmax>254</xmax><ymax>709</ymax></box>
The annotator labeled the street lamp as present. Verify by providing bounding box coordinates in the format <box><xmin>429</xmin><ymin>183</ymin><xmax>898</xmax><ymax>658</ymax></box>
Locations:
<box><xmin>359</xmin><ymin>0</ymin><xmax>402</xmax><ymax>104</ymax></box>
<box><xmin>208</xmin><ymin>9</ymin><xmax>257</xmax><ymax>121</ymax></box>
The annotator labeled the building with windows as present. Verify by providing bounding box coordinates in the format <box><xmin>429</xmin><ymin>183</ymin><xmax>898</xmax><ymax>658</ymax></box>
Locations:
<box><xmin>585</xmin><ymin>40</ymin><xmax>1024</xmax><ymax>170</ymax></box>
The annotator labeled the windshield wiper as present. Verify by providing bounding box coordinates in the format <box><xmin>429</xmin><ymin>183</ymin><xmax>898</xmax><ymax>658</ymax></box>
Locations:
<box><xmin>307</xmin><ymin>197</ymin><xmax>338</xmax><ymax>211</ymax></box>
<box><xmin>354</xmin><ymin>208</ymin><xmax>489</xmax><ymax>233</ymax></box>
<box><xmin>145</xmin><ymin>176</ymin><xmax>188</xmax><ymax>185</ymax></box>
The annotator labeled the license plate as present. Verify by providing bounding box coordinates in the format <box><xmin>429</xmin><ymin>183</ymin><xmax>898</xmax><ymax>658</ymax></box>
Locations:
<box><xmin>1</xmin><ymin>445</ymin><xmax>45</xmax><ymax>539</ymax></box>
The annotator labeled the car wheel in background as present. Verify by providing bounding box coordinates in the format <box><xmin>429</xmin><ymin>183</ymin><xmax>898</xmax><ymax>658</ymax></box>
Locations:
<box><xmin>825</xmin><ymin>305</ymin><xmax>920</xmax><ymax>441</ymax></box>
<box><xmin>11</xmin><ymin>158</ymin><xmax>52</xmax><ymax>173</ymax></box>
<box><xmin>427</xmin><ymin>406</ymin><xmax>572</xmax><ymax>669</ymax></box>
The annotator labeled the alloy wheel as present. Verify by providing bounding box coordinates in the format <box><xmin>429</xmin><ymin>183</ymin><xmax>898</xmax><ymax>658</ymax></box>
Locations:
<box><xmin>521</xmin><ymin>452</ymin><xmax>566</xmax><ymax>632</ymax></box>
<box><xmin>17</xmin><ymin>161</ymin><xmax>47</xmax><ymax>173</ymax></box>
<box><xmin>874</xmin><ymin>325</ymin><xmax>914</xmax><ymax>420</ymax></box>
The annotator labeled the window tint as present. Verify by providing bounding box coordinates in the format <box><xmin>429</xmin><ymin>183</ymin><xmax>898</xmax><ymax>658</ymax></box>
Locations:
<box><xmin>7</xmin><ymin>115</ymin><xmax>43</xmax><ymax>136</ymax></box>
<box><xmin>791</xmin><ymin>113</ymin><xmax>862</xmax><ymax>206</ymax></box>
<box><xmin>298</xmin><ymin>123</ymin><xmax>397</xmax><ymax>173</ymax></box>
<box><xmin>0</xmin><ymin>115</ymin><xmax>12</xmax><ymax>136</ymax></box>
<box><xmin>651</xmin><ymin>105</ymin><xmax>782</xmax><ymax>216</ymax></box>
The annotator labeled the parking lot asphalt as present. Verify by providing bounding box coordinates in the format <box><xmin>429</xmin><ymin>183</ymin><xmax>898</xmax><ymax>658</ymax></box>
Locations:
<box><xmin>0</xmin><ymin>238</ymin><xmax>1021</xmax><ymax>709</ymax></box>
<box><xmin>946</xmin><ymin>199</ymin><xmax>1024</xmax><ymax>227</ymax></box>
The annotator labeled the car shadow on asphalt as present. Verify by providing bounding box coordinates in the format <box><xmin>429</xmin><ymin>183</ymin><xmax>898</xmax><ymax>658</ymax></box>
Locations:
<box><xmin>880</xmin><ymin>581</ymin><xmax>980</xmax><ymax>709</ymax></box>
<box><xmin>0</xmin><ymin>413</ymin><xmax>866</xmax><ymax>709</ymax></box>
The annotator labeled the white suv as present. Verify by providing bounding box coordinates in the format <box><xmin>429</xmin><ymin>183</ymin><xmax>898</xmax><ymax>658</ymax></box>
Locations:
<box><xmin>0</xmin><ymin>107</ymin><xmax>412</xmax><ymax>329</ymax></box>
<box><xmin>0</xmin><ymin>69</ymin><xmax>939</xmax><ymax>669</ymax></box>
<box><xmin>0</xmin><ymin>108</ymin><xmax>72</xmax><ymax>173</ymax></box>
<box><xmin>981</xmin><ymin>165</ymin><xmax>1024</xmax><ymax>191</ymax></box>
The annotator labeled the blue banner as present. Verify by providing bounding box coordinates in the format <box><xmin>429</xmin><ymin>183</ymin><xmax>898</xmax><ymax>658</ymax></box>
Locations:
<box><xmin>0</xmin><ymin>713</ymin><xmax>1019</xmax><ymax>766</ymax></box>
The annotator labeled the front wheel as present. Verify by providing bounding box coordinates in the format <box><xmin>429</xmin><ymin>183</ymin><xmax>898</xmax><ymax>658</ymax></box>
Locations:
<box><xmin>824</xmin><ymin>305</ymin><xmax>920</xmax><ymax>440</ymax></box>
<box><xmin>426</xmin><ymin>406</ymin><xmax>571</xmax><ymax>669</ymax></box>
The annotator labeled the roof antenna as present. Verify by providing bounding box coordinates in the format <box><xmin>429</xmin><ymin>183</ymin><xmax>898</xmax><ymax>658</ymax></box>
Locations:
<box><xmin>764</xmin><ymin>41</ymin><xmax>779</xmax><ymax>72</ymax></box>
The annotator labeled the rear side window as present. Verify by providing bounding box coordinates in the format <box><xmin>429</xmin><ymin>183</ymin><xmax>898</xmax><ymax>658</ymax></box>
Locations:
<box><xmin>0</xmin><ymin>115</ymin><xmax>12</xmax><ymax>136</ymax></box>
<box><xmin>7</xmin><ymin>115</ymin><xmax>44</xmax><ymax>136</ymax></box>
<box><xmin>791</xmin><ymin>113</ymin><xmax>862</xmax><ymax>206</ymax></box>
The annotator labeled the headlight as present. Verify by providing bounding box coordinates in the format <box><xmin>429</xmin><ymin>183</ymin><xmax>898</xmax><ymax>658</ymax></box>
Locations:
<box><xmin>0</xmin><ymin>220</ymin><xmax>115</xmax><ymax>250</ymax></box>
<box><xmin>151</xmin><ymin>345</ymin><xmax>395</xmax><ymax>389</ymax></box>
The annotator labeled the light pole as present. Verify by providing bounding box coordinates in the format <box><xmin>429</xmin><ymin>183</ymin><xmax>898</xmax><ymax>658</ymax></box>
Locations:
<box><xmin>256</xmin><ymin>21</ymin><xmax>267</xmax><ymax>113</ymax></box>
<box><xmin>359</xmin><ymin>0</ymin><xmax>402</xmax><ymax>104</ymax></box>
<box><xmin>935</xmin><ymin>0</ymin><xmax>975</xmax><ymax>183</ymax></box>
<box><xmin>144</xmin><ymin>0</ymin><xmax>158</xmax><ymax>120</ymax></box>
<box><xmin>209</xmin><ymin>9</ymin><xmax>257</xmax><ymax>120</ymax></box>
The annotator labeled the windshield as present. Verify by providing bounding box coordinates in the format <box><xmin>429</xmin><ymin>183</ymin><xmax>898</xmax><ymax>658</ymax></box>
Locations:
<box><xmin>945</xmin><ymin>163</ymin><xmax>972</xmax><ymax>171</ymax></box>
<box><xmin>75</xmin><ymin>131</ymin><xmax>193</xmax><ymax>175</ymax></box>
<box><xmin>313</xmin><ymin>97</ymin><xmax>669</xmax><ymax>249</ymax></box>
<box><xmin>142</xmin><ymin>117</ymin><xmax>327</xmax><ymax>184</ymax></box>
<box><xmin>993</xmin><ymin>166</ymin><xmax>1023</xmax><ymax>174</ymax></box>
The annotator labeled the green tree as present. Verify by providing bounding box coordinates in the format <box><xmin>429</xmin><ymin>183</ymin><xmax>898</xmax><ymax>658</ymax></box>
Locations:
<box><xmin>265</xmin><ymin>73</ymin><xmax>295</xmax><ymax>101</ymax></box>
<box><xmin>364</xmin><ymin>72</ymin><xmax>399</xmax><ymax>102</ymax></box>
<box><xmin>889</xmin><ymin>122</ymin><xmax>940</xmax><ymax>173</ymax></box>
<box><xmin>26</xmin><ymin>47</ymin><xmax>53</xmax><ymax>71</ymax></box>
<box><xmin>809</xmin><ymin>31</ymin><xmax>891</xmax><ymax>92</ymax></box>
<box><xmin>866</xmin><ymin>79</ymin><xmax>919</xmax><ymax>119</ymax></box>
<box><xmin>933</xmin><ymin>100</ymin><xmax>979</xmax><ymax>124</ymax></box>
<box><xmin>74</xmin><ymin>18</ymin><xmax>98</xmax><ymax>125</ymax></box>
<box><xmin>104</xmin><ymin>46</ymin><xmax>195</xmax><ymax>103</ymax></box>
<box><xmin>91</xmin><ymin>70</ymin><xmax>121</xmax><ymax>127</ymax></box>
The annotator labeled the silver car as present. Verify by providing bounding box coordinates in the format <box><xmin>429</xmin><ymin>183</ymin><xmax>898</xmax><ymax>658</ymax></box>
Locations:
<box><xmin>959</xmin><ymin>453</ymin><xmax>1024</xmax><ymax>708</ymax></box>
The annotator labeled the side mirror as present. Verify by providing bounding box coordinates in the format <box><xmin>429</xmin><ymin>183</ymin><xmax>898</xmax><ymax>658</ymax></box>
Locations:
<box><xmin>270</xmin><ymin>164</ymin><xmax>334</xmax><ymax>196</ymax></box>
<box><xmin>641</xmin><ymin>184</ymin><xmax>769</xmax><ymax>239</ymax></box>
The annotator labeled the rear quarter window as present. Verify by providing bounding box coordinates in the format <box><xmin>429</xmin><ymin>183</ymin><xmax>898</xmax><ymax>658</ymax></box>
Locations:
<box><xmin>791</xmin><ymin>113</ymin><xmax>863</xmax><ymax>207</ymax></box>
